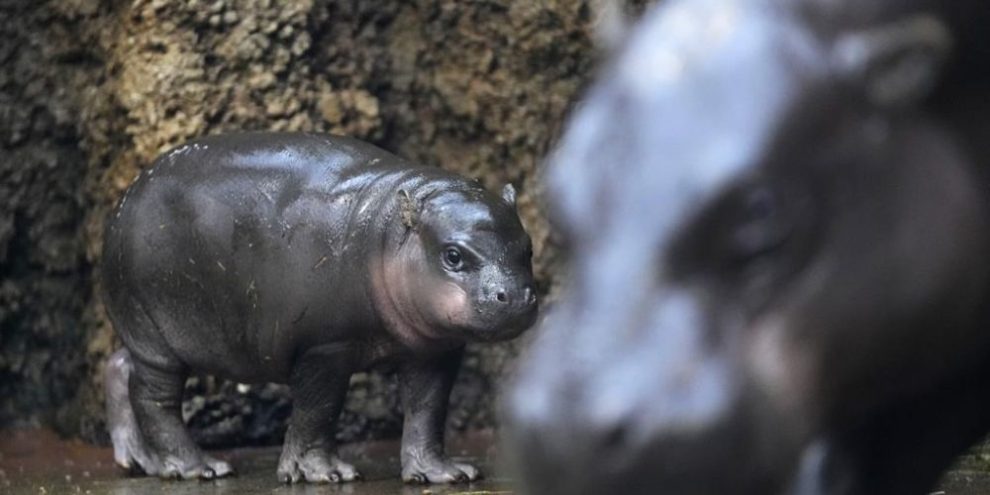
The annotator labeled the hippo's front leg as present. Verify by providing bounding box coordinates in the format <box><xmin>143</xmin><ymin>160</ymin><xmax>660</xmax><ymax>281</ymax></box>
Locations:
<box><xmin>277</xmin><ymin>345</ymin><xmax>361</xmax><ymax>483</ymax></box>
<box><xmin>399</xmin><ymin>348</ymin><xmax>479</xmax><ymax>484</ymax></box>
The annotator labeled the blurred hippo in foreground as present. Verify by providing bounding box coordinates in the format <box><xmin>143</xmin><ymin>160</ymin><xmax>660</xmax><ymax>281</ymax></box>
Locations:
<box><xmin>509</xmin><ymin>0</ymin><xmax>990</xmax><ymax>493</ymax></box>
<box><xmin>102</xmin><ymin>133</ymin><xmax>537</xmax><ymax>483</ymax></box>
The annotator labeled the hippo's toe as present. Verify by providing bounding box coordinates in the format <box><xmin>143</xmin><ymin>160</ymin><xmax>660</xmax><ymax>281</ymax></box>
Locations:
<box><xmin>277</xmin><ymin>448</ymin><xmax>361</xmax><ymax>484</ymax></box>
<box><xmin>156</xmin><ymin>454</ymin><xmax>234</xmax><ymax>481</ymax></box>
<box><xmin>402</xmin><ymin>456</ymin><xmax>481</xmax><ymax>484</ymax></box>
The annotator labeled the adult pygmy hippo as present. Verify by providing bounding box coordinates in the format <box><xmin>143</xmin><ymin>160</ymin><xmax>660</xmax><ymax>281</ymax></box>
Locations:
<box><xmin>102</xmin><ymin>132</ymin><xmax>537</xmax><ymax>483</ymax></box>
<box><xmin>510</xmin><ymin>0</ymin><xmax>990</xmax><ymax>494</ymax></box>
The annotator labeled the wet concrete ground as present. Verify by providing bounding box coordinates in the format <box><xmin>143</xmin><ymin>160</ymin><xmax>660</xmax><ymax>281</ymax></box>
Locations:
<box><xmin>0</xmin><ymin>428</ymin><xmax>512</xmax><ymax>495</ymax></box>
<box><xmin>2</xmin><ymin>428</ymin><xmax>990</xmax><ymax>494</ymax></box>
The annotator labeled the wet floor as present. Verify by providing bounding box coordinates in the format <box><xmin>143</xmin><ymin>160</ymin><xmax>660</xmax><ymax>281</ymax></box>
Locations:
<box><xmin>2</xmin><ymin>428</ymin><xmax>990</xmax><ymax>494</ymax></box>
<box><xmin>0</xmin><ymin>428</ymin><xmax>512</xmax><ymax>495</ymax></box>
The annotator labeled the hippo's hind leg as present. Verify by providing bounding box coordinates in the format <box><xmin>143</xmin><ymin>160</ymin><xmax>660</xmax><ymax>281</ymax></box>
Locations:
<box><xmin>105</xmin><ymin>348</ymin><xmax>157</xmax><ymax>472</ymax></box>
<box><xmin>104</xmin><ymin>282</ymin><xmax>233</xmax><ymax>480</ymax></box>
<box><xmin>106</xmin><ymin>346</ymin><xmax>232</xmax><ymax>479</ymax></box>
<box><xmin>125</xmin><ymin>354</ymin><xmax>234</xmax><ymax>480</ymax></box>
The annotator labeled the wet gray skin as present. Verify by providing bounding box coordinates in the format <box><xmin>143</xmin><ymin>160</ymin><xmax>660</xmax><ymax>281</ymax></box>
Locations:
<box><xmin>508</xmin><ymin>0</ymin><xmax>990</xmax><ymax>494</ymax></box>
<box><xmin>101</xmin><ymin>132</ymin><xmax>537</xmax><ymax>484</ymax></box>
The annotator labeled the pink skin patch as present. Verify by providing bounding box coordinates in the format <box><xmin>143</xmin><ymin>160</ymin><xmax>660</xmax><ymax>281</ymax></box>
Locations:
<box><xmin>429</xmin><ymin>281</ymin><xmax>472</xmax><ymax>328</ymax></box>
<box><xmin>746</xmin><ymin>314</ymin><xmax>817</xmax><ymax>425</ymax></box>
<box><xmin>371</xmin><ymin>239</ymin><xmax>474</xmax><ymax>349</ymax></box>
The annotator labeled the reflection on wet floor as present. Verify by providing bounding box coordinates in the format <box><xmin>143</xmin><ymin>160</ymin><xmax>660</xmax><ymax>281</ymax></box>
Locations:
<box><xmin>1</xmin><ymin>428</ymin><xmax>989</xmax><ymax>494</ymax></box>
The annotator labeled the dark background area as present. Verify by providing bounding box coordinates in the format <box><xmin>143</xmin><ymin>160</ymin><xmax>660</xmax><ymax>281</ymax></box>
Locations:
<box><xmin>0</xmin><ymin>0</ymin><xmax>649</xmax><ymax>447</ymax></box>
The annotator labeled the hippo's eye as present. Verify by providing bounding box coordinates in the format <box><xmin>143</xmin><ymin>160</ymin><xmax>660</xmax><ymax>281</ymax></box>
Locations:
<box><xmin>442</xmin><ymin>247</ymin><xmax>464</xmax><ymax>271</ymax></box>
<box><xmin>730</xmin><ymin>187</ymin><xmax>790</xmax><ymax>263</ymax></box>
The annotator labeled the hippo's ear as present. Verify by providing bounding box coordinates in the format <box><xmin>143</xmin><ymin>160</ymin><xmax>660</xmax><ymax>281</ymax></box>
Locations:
<box><xmin>501</xmin><ymin>184</ymin><xmax>517</xmax><ymax>207</ymax></box>
<box><xmin>833</xmin><ymin>14</ymin><xmax>952</xmax><ymax>108</ymax></box>
<box><xmin>397</xmin><ymin>189</ymin><xmax>419</xmax><ymax>229</ymax></box>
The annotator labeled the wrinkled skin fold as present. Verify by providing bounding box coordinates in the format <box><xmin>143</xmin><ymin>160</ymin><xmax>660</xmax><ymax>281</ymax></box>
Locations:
<box><xmin>508</xmin><ymin>0</ymin><xmax>990</xmax><ymax>494</ymax></box>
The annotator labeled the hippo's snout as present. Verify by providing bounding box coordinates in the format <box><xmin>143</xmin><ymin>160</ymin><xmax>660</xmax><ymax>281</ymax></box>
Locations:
<box><xmin>482</xmin><ymin>280</ymin><xmax>538</xmax><ymax>339</ymax></box>
<box><xmin>508</xmin><ymin>292</ymin><xmax>784</xmax><ymax>494</ymax></box>
<box><xmin>488</xmin><ymin>283</ymin><xmax>538</xmax><ymax>318</ymax></box>
<box><xmin>510</xmin><ymin>352</ymin><xmax>761</xmax><ymax>494</ymax></box>
<box><xmin>491</xmin><ymin>283</ymin><xmax>536</xmax><ymax>307</ymax></box>
<box><xmin>504</xmin><ymin>283</ymin><xmax>539</xmax><ymax>337</ymax></box>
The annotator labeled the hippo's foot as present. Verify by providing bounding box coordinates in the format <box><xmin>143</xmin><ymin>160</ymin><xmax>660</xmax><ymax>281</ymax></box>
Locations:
<box><xmin>108</xmin><ymin>400</ymin><xmax>235</xmax><ymax>480</ymax></box>
<box><xmin>105</xmin><ymin>348</ymin><xmax>234</xmax><ymax>480</ymax></box>
<box><xmin>401</xmin><ymin>454</ymin><xmax>481</xmax><ymax>484</ymax></box>
<box><xmin>146</xmin><ymin>453</ymin><xmax>234</xmax><ymax>480</ymax></box>
<box><xmin>113</xmin><ymin>427</ymin><xmax>232</xmax><ymax>480</ymax></box>
<box><xmin>113</xmin><ymin>422</ymin><xmax>232</xmax><ymax>480</ymax></box>
<box><xmin>277</xmin><ymin>447</ymin><xmax>361</xmax><ymax>484</ymax></box>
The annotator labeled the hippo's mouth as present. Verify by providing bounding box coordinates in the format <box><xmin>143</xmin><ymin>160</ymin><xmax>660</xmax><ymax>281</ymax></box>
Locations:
<box><xmin>455</xmin><ymin>309</ymin><xmax>539</xmax><ymax>343</ymax></box>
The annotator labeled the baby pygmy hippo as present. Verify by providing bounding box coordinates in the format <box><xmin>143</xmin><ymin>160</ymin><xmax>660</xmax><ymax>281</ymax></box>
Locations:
<box><xmin>102</xmin><ymin>132</ymin><xmax>537</xmax><ymax>483</ymax></box>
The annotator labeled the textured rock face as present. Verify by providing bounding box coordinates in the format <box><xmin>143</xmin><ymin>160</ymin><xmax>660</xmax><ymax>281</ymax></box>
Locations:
<box><xmin>0</xmin><ymin>0</ymin><xmax>644</xmax><ymax>445</ymax></box>
<box><xmin>0</xmin><ymin>0</ymin><xmax>101</xmax><ymax>432</ymax></box>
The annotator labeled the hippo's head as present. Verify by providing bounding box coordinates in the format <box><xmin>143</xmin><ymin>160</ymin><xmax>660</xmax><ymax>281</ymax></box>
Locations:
<box><xmin>509</xmin><ymin>0</ymin><xmax>990</xmax><ymax>493</ymax></box>
<box><xmin>383</xmin><ymin>183</ymin><xmax>537</xmax><ymax>346</ymax></box>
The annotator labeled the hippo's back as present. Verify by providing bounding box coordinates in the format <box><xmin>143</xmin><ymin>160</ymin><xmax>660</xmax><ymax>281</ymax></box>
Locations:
<box><xmin>160</xmin><ymin>132</ymin><xmax>405</xmax><ymax>183</ymax></box>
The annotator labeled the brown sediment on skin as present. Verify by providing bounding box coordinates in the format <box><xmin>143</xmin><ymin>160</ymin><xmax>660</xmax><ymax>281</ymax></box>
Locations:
<box><xmin>312</xmin><ymin>255</ymin><xmax>328</xmax><ymax>270</ymax></box>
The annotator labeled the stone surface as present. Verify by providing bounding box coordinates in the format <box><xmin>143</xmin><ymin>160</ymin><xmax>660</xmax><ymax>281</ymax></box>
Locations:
<box><xmin>0</xmin><ymin>0</ymin><xmax>104</xmax><ymax>434</ymax></box>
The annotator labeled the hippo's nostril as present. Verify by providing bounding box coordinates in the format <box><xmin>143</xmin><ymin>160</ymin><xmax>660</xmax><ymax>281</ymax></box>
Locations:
<box><xmin>496</xmin><ymin>291</ymin><xmax>507</xmax><ymax>303</ymax></box>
